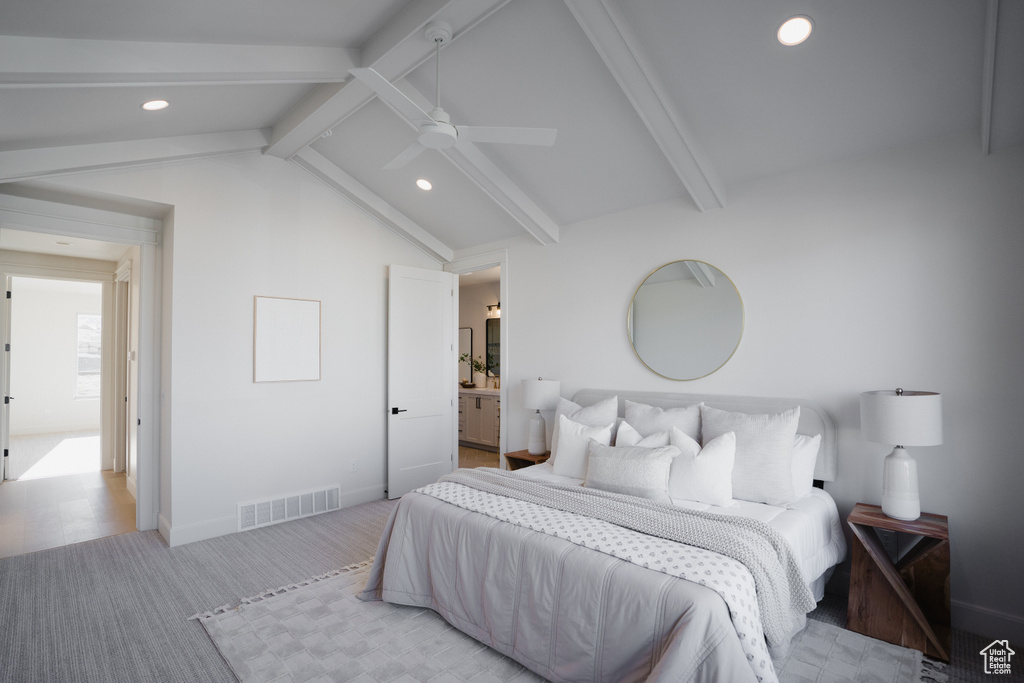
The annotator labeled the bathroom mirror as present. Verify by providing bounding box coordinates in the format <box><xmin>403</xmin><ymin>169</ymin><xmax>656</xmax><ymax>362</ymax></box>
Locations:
<box><xmin>627</xmin><ymin>260</ymin><xmax>743</xmax><ymax>380</ymax></box>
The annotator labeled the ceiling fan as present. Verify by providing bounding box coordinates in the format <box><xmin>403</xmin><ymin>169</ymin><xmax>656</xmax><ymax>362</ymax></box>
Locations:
<box><xmin>349</xmin><ymin>21</ymin><xmax>557</xmax><ymax>170</ymax></box>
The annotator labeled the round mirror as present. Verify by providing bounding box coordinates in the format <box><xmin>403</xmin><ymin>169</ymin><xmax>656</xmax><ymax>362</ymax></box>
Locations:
<box><xmin>627</xmin><ymin>261</ymin><xmax>744</xmax><ymax>380</ymax></box>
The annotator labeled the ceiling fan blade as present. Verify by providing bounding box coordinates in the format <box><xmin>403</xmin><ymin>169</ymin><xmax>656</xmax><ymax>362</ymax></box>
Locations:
<box><xmin>455</xmin><ymin>126</ymin><xmax>557</xmax><ymax>146</ymax></box>
<box><xmin>383</xmin><ymin>142</ymin><xmax>427</xmax><ymax>170</ymax></box>
<box><xmin>349</xmin><ymin>68</ymin><xmax>434</xmax><ymax>126</ymax></box>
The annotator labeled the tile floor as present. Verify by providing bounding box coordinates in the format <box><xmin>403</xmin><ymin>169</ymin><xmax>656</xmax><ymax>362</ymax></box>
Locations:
<box><xmin>0</xmin><ymin>431</ymin><xmax>136</xmax><ymax>559</ymax></box>
<box><xmin>0</xmin><ymin>469</ymin><xmax>136</xmax><ymax>559</ymax></box>
<box><xmin>459</xmin><ymin>445</ymin><xmax>500</xmax><ymax>469</ymax></box>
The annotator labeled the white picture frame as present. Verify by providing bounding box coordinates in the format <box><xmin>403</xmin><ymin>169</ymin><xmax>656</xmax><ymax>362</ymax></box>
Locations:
<box><xmin>253</xmin><ymin>296</ymin><xmax>321</xmax><ymax>383</ymax></box>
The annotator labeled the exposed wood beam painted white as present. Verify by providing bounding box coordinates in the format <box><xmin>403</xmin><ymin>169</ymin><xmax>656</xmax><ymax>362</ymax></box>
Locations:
<box><xmin>981</xmin><ymin>0</ymin><xmax>999</xmax><ymax>155</ymax></box>
<box><xmin>0</xmin><ymin>129</ymin><xmax>270</xmax><ymax>183</ymax></box>
<box><xmin>291</xmin><ymin>148</ymin><xmax>454</xmax><ymax>264</ymax></box>
<box><xmin>444</xmin><ymin>143</ymin><xmax>559</xmax><ymax>246</ymax></box>
<box><xmin>347</xmin><ymin>75</ymin><xmax>559</xmax><ymax>246</ymax></box>
<box><xmin>0</xmin><ymin>36</ymin><xmax>356</xmax><ymax>87</ymax></box>
<box><xmin>264</xmin><ymin>0</ymin><xmax>511</xmax><ymax>160</ymax></box>
<box><xmin>0</xmin><ymin>193</ymin><xmax>161</xmax><ymax>246</ymax></box>
<box><xmin>563</xmin><ymin>0</ymin><xmax>725</xmax><ymax>212</ymax></box>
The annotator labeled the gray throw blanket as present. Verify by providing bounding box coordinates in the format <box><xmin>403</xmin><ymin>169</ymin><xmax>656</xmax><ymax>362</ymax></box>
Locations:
<box><xmin>439</xmin><ymin>468</ymin><xmax>815</xmax><ymax>646</ymax></box>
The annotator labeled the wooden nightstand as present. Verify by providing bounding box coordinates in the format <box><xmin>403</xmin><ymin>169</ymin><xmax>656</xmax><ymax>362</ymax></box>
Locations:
<box><xmin>503</xmin><ymin>449</ymin><xmax>549</xmax><ymax>471</ymax></box>
<box><xmin>847</xmin><ymin>502</ymin><xmax>950</xmax><ymax>662</ymax></box>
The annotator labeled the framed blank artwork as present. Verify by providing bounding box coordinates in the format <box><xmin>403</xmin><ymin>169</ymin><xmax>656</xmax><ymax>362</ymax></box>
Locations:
<box><xmin>253</xmin><ymin>296</ymin><xmax>321</xmax><ymax>382</ymax></box>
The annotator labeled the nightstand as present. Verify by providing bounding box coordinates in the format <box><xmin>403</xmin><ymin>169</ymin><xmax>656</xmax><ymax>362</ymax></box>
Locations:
<box><xmin>846</xmin><ymin>502</ymin><xmax>950</xmax><ymax>662</ymax></box>
<box><xmin>503</xmin><ymin>449</ymin><xmax>549</xmax><ymax>471</ymax></box>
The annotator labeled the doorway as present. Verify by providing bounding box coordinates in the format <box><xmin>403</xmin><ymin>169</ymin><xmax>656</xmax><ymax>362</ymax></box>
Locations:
<box><xmin>456</xmin><ymin>265</ymin><xmax>501</xmax><ymax>469</ymax></box>
<box><xmin>6</xmin><ymin>277</ymin><xmax>103</xmax><ymax>480</ymax></box>
<box><xmin>0</xmin><ymin>269</ymin><xmax>136</xmax><ymax>559</ymax></box>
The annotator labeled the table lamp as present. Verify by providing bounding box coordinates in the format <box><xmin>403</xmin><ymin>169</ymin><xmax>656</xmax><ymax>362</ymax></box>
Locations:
<box><xmin>522</xmin><ymin>378</ymin><xmax>560</xmax><ymax>455</ymax></box>
<box><xmin>860</xmin><ymin>388</ymin><xmax>943</xmax><ymax>520</ymax></box>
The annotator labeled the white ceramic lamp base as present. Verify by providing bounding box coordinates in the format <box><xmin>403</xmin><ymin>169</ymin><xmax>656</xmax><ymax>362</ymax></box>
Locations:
<box><xmin>527</xmin><ymin>411</ymin><xmax>547</xmax><ymax>455</ymax></box>
<box><xmin>881</xmin><ymin>446</ymin><xmax>921</xmax><ymax>521</ymax></box>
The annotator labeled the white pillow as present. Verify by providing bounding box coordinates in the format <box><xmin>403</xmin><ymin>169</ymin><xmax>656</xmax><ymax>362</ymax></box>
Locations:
<box><xmin>624</xmin><ymin>400</ymin><xmax>702</xmax><ymax>440</ymax></box>
<box><xmin>668</xmin><ymin>428</ymin><xmax>735</xmax><ymax>507</ymax></box>
<box><xmin>790</xmin><ymin>433</ymin><xmax>822</xmax><ymax>500</ymax></box>
<box><xmin>551</xmin><ymin>396</ymin><xmax>618</xmax><ymax>464</ymax></box>
<box><xmin>700</xmin><ymin>405</ymin><xmax>801</xmax><ymax>506</ymax></box>
<box><xmin>584</xmin><ymin>442</ymin><xmax>679</xmax><ymax>504</ymax></box>
<box><xmin>551</xmin><ymin>415</ymin><xmax>614</xmax><ymax>479</ymax></box>
<box><xmin>614</xmin><ymin>421</ymin><xmax>671</xmax><ymax>448</ymax></box>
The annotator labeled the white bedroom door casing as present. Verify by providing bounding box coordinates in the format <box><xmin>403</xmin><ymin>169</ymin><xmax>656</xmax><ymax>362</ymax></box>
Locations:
<box><xmin>387</xmin><ymin>265</ymin><xmax>456</xmax><ymax>499</ymax></box>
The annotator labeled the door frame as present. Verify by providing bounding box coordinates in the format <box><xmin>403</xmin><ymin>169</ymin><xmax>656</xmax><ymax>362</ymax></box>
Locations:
<box><xmin>446</xmin><ymin>250</ymin><xmax>509</xmax><ymax>460</ymax></box>
<box><xmin>0</xmin><ymin>191</ymin><xmax>162</xmax><ymax>531</ymax></box>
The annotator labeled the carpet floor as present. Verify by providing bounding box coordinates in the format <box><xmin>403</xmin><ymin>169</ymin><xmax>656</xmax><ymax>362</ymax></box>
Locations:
<box><xmin>0</xmin><ymin>496</ymin><xmax>1007</xmax><ymax>682</ymax></box>
<box><xmin>0</xmin><ymin>498</ymin><xmax>397</xmax><ymax>683</ymax></box>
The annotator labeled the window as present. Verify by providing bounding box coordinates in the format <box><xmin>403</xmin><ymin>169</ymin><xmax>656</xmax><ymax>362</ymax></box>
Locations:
<box><xmin>76</xmin><ymin>313</ymin><xmax>101</xmax><ymax>399</ymax></box>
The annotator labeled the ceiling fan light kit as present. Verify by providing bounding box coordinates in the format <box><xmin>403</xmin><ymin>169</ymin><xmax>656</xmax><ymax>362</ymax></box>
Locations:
<box><xmin>348</xmin><ymin>19</ymin><xmax>557</xmax><ymax>171</ymax></box>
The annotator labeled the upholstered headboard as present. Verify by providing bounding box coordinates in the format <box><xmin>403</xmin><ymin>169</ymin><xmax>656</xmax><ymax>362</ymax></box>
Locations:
<box><xmin>571</xmin><ymin>388</ymin><xmax>839</xmax><ymax>482</ymax></box>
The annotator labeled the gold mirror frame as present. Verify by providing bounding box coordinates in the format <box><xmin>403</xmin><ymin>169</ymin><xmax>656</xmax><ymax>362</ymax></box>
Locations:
<box><xmin>627</xmin><ymin>260</ymin><xmax>744</xmax><ymax>381</ymax></box>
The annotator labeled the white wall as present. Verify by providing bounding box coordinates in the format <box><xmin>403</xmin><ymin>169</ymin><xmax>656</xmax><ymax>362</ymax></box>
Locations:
<box><xmin>8</xmin><ymin>278</ymin><xmax>102</xmax><ymax>436</ymax></box>
<box><xmin>498</xmin><ymin>134</ymin><xmax>1024</xmax><ymax>642</ymax></box>
<box><xmin>55</xmin><ymin>152</ymin><xmax>439</xmax><ymax>545</ymax></box>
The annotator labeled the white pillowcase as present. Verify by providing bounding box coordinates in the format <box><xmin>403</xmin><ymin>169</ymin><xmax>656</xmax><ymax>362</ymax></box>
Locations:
<box><xmin>584</xmin><ymin>442</ymin><xmax>679</xmax><ymax>504</ymax></box>
<box><xmin>668</xmin><ymin>428</ymin><xmax>736</xmax><ymax>506</ymax></box>
<box><xmin>550</xmin><ymin>396</ymin><xmax>618</xmax><ymax>464</ymax></box>
<box><xmin>551</xmin><ymin>415</ymin><xmax>614</xmax><ymax>479</ymax></box>
<box><xmin>790</xmin><ymin>433</ymin><xmax>822</xmax><ymax>500</ymax></box>
<box><xmin>624</xmin><ymin>400</ymin><xmax>701</xmax><ymax>440</ymax></box>
<box><xmin>700</xmin><ymin>405</ymin><xmax>801</xmax><ymax>506</ymax></box>
<box><xmin>614</xmin><ymin>421</ymin><xmax>671</xmax><ymax>448</ymax></box>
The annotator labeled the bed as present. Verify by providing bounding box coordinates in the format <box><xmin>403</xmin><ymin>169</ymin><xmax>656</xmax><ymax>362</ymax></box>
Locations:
<box><xmin>360</xmin><ymin>389</ymin><xmax>847</xmax><ymax>683</ymax></box>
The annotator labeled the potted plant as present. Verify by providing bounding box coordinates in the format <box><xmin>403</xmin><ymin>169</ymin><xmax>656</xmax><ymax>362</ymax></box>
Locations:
<box><xmin>459</xmin><ymin>353</ymin><xmax>489</xmax><ymax>387</ymax></box>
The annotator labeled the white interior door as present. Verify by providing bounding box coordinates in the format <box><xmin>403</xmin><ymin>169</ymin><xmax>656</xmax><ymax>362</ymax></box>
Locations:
<box><xmin>387</xmin><ymin>265</ymin><xmax>456</xmax><ymax>498</ymax></box>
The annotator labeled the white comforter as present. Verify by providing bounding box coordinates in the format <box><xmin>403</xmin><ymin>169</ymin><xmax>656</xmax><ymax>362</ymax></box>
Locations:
<box><xmin>360</xmin><ymin>469</ymin><xmax>834</xmax><ymax>683</ymax></box>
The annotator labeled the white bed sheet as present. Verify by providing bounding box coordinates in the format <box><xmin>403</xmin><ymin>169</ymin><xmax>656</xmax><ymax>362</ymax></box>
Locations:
<box><xmin>516</xmin><ymin>462</ymin><xmax>846</xmax><ymax>600</ymax></box>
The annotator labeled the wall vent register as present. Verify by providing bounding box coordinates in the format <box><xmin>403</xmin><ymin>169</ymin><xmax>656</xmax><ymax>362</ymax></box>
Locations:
<box><xmin>237</xmin><ymin>485</ymin><xmax>341</xmax><ymax>532</ymax></box>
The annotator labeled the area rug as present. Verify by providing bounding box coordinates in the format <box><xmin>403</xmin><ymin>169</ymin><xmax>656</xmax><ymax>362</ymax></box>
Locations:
<box><xmin>192</xmin><ymin>562</ymin><xmax>946</xmax><ymax>683</ymax></box>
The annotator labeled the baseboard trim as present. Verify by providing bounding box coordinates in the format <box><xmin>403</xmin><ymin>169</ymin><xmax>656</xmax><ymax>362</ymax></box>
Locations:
<box><xmin>952</xmin><ymin>599</ymin><xmax>1024</xmax><ymax>644</ymax></box>
<box><xmin>163</xmin><ymin>485</ymin><xmax>386</xmax><ymax>548</ymax></box>
<box><xmin>157</xmin><ymin>513</ymin><xmax>171</xmax><ymax>545</ymax></box>
<box><xmin>825</xmin><ymin>568</ymin><xmax>1023</xmax><ymax>643</ymax></box>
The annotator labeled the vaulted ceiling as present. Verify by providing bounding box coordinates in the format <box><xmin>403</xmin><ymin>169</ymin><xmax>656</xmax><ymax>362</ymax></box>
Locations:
<box><xmin>1</xmin><ymin>0</ymin><xmax>1021</xmax><ymax>263</ymax></box>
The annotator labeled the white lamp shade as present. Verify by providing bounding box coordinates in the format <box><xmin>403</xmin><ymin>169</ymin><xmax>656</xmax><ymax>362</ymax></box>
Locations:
<box><xmin>522</xmin><ymin>379</ymin><xmax>560</xmax><ymax>411</ymax></box>
<box><xmin>860</xmin><ymin>390</ymin><xmax>942</xmax><ymax>446</ymax></box>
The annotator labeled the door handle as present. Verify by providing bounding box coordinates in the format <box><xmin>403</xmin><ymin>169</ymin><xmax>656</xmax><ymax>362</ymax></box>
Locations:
<box><xmin>391</xmin><ymin>407</ymin><xmax>407</xmax><ymax>415</ymax></box>
<box><xmin>3</xmin><ymin>396</ymin><xmax>12</xmax><ymax>404</ymax></box>
<box><xmin>476</xmin><ymin>397</ymin><xmax>481</xmax><ymax>409</ymax></box>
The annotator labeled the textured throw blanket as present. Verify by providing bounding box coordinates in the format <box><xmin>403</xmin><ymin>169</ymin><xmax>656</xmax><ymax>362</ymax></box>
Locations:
<box><xmin>434</xmin><ymin>468</ymin><xmax>815</xmax><ymax>647</ymax></box>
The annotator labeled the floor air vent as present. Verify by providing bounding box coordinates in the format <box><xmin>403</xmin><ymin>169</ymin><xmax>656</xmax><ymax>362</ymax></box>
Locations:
<box><xmin>237</xmin><ymin>485</ymin><xmax>342</xmax><ymax>532</ymax></box>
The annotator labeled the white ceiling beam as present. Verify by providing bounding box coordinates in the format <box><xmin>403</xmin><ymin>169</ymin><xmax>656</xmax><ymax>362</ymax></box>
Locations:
<box><xmin>291</xmin><ymin>148</ymin><xmax>454</xmax><ymax>264</ymax></box>
<box><xmin>981</xmin><ymin>0</ymin><xmax>999</xmax><ymax>155</ymax></box>
<box><xmin>444</xmin><ymin>143</ymin><xmax>559</xmax><ymax>246</ymax></box>
<box><xmin>0</xmin><ymin>36</ymin><xmax>355</xmax><ymax>87</ymax></box>
<box><xmin>563</xmin><ymin>0</ymin><xmax>726</xmax><ymax>212</ymax></box>
<box><xmin>384</xmin><ymin>77</ymin><xmax>559</xmax><ymax>245</ymax></box>
<box><xmin>0</xmin><ymin>129</ymin><xmax>269</xmax><ymax>183</ymax></box>
<box><xmin>264</xmin><ymin>0</ymin><xmax>511</xmax><ymax>160</ymax></box>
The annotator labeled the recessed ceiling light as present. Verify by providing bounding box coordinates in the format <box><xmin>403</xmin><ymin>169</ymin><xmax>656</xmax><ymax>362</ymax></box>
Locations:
<box><xmin>416</xmin><ymin>178</ymin><xmax>433</xmax><ymax>191</ymax></box>
<box><xmin>777</xmin><ymin>16</ymin><xmax>813</xmax><ymax>46</ymax></box>
<box><xmin>141</xmin><ymin>99</ymin><xmax>169</xmax><ymax>111</ymax></box>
